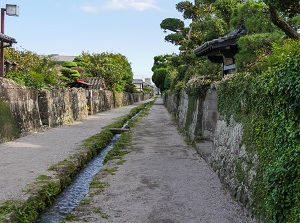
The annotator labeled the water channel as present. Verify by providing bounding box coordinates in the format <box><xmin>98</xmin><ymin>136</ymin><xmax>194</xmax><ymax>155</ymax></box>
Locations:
<box><xmin>36</xmin><ymin>112</ymin><xmax>140</xmax><ymax>222</ymax></box>
<box><xmin>36</xmin><ymin>134</ymin><xmax>120</xmax><ymax>223</ymax></box>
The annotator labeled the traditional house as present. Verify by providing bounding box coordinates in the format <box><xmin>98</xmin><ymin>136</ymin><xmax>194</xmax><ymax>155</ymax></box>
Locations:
<box><xmin>194</xmin><ymin>27</ymin><xmax>246</xmax><ymax>78</ymax></box>
<box><xmin>133</xmin><ymin>79</ymin><xmax>144</xmax><ymax>92</ymax></box>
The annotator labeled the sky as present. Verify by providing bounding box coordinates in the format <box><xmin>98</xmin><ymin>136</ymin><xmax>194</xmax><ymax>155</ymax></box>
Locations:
<box><xmin>3</xmin><ymin>0</ymin><xmax>186</xmax><ymax>80</ymax></box>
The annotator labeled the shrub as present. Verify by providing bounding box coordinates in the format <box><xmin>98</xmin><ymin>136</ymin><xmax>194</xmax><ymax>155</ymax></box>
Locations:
<box><xmin>63</xmin><ymin>61</ymin><xmax>77</xmax><ymax>68</ymax></box>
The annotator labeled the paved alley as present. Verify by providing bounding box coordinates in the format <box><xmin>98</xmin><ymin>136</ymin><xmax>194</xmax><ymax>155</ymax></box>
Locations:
<box><xmin>68</xmin><ymin>97</ymin><xmax>256</xmax><ymax>223</ymax></box>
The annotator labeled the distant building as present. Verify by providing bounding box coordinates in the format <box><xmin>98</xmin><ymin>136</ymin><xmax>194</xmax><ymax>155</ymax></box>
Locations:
<box><xmin>133</xmin><ymin>79</ymin><xmax>144</xmax><ymax>92</ymax></box>
<box><xmin>50</xmin><ymin>54</ymin><xmax>76</xmax><ymax>63</ymax></box>
<box><xmin>144</xmin><ymin>78</ymin><xmax>152</xmax><ymax>85</ymax></box>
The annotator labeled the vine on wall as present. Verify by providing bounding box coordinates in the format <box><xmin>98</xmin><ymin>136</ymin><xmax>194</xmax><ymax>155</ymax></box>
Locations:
<box><xmin>217</xmin><ymin>40</ymin><xmax>300</xmax><ymax>223</ymax></box>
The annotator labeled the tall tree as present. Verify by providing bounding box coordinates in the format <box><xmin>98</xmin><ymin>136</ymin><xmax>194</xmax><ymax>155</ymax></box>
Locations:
<box><xmin>263</xmin><ymin>0</ymin><xmax>300</xmax><ymax>39</ymax></box>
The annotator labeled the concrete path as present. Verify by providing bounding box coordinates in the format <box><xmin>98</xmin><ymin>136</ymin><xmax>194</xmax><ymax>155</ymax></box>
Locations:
<box><xmin>68</xmin><ymin>97</ymin><xmax>256</xmax><ymax>223</ymax></box>
<box><xmin>0</xmin><ymin>99</ymin><xmax>153</xmax><ymax>203</ymax></box>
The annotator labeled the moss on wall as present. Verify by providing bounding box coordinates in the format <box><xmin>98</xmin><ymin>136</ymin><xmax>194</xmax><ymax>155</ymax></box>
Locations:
<box><xmin>0</xmin><ymin>99</ymin><xmax>20</xmax><ymax>142</ymax></box>
<box><xmin>185</xmin><ymin>95</ymin><xmax>197</xmax><ymax>129</ymax></box>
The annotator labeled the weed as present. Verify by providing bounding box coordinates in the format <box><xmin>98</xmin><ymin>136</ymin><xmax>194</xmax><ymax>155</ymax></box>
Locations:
<box><xmin>102</xmin><ymin>167</ymin><xmax>118</xmax><ymax>175</ymax></box>
<box><xmin>65</xmin><ymin>212</ymin><xmax>78</xmax><ymax>221</ymax></box>
<box><xmin>93</xmin><ymin>208</ymin><xmax>110</xmax><ymax>219</ymax></box>
<box><xmin>116</xmin><ymin>159</ymin><xmax>126</xmax><ymax>165</ymax></box>
<box><xmin>90</xmin><ymin>180</ymin><xmax>110</xmax><ymax>189</ymax></box>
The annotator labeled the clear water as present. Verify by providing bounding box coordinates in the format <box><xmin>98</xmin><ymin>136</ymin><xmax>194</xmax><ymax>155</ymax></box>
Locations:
<box><xmin>36</xmin><ymin>134</ymin><xmax>120</xmax><ymax>223</ymax></box>
<box><xmin>36</xmin><ymin>110</ymin><xmax>142</xmax><ymax>223</ymax></box>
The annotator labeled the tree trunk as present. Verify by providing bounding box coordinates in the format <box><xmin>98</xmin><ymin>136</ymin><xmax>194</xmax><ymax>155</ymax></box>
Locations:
<box><xmin>269</xmin><ymin>5</ymin><xmax>300</xmax><ymax>40</ymax></box>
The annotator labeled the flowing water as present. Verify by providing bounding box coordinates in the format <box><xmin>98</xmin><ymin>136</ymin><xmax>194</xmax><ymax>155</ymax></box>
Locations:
<box><xmin>36</xmin><ymin>111</ymin><xmax>141</xmax><ymax>223</ymax></box>
<box><xmin>36</xmin><ymin>134</ymin><xmax>121</xmax><ymax>223</ymax></box>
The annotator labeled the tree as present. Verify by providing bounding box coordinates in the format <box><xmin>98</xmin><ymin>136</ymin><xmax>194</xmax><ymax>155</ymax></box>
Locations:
<box><xmin>263</xmin><ymin>0</ymin><xmax>300</xmax><ymax>39</ymax></box>
<box><xmin>4</xmin><ymin>48</ymin><xmax>58</xmax><ymax>88</ymax></box>
<box><xmin>151</xmin><ymin>55</ymin><xmax>172</xmax><ymax>92</ymax></box>
<box><xmin>77</xmin><ymin>52</ymin><xmax>133</xmax><ymax>92</ymax></box>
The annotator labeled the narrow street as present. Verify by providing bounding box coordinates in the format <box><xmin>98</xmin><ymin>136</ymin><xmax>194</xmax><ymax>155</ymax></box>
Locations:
<box><xmin>68</xmin><ymin>97</ymin><xmax>256</xmax><ymax>223</ymax></box>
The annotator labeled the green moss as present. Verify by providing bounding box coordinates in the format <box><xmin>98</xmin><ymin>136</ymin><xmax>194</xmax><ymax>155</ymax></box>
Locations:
<box><xmin>235</xmin><ymin>160</ymin><xmax>247</xmax><ymax>185</ymax></box>
<box><xmin>185</xmin><ymin>95</ymin><xmax>197</xmax><ymax>129</ymax></box>
<box><xmin>0</xmin><ymin>99</ymin><xmax>20</xmax><ymax>142</ymax></box>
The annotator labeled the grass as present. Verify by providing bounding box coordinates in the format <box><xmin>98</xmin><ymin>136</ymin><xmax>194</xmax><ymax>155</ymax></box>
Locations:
<box><xmin>101</xmin><ymin>167</ymin><xmax>118</xmax><ymax>175</ymax></box>
<box><xmin>93</xmin><ymin>208</ymin><xmax>110</xmax><ymax>219</ymax></box>
<box><xmin>0</xmin><ymin>100</ymin><xmax>155</xmax><ymax>223</ymax></box>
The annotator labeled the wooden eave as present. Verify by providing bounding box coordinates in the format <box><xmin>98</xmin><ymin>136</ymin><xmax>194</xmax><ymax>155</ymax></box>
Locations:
<box><xmin>194</xmin><ymin>28</ymin><xmax>246</xmax><ymax>59</ymax></box>
<box><xmin>0</xmin><ymin>33</ymin><xmax>17</xmax><ymax>48</ymax></box>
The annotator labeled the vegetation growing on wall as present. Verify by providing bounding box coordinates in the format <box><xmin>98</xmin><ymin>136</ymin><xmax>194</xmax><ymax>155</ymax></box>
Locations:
<box><xmin>0</xmin><ymin>99</ymin><xmax>20</xmax><ymax>142</ymax></box>
<box><xmin>4</xmin><ymin>48</ymin><xmax>59</xmax><ymax>88</ymax></box>
<box><xmin>76</xmin><ymin>52</ymin><xmax>134</xmax><ymax>92</ymax></box>
<box><xmin>217</xmin><ymin>39</ymin><xmax>300</xmax><ymax>223</ymax></box>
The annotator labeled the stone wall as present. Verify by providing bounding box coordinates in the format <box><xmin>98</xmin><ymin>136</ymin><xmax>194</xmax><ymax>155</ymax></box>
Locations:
<box><xmin>164</xmin><ymin>85</ymin><xmax>217</xmax><ymax>142</ymax></box>
<box><xmin>39</xmin><ymin>88</ymin><xmax>88</xmax><ymax>127</ymax></box>
<box><xmin>163</xmin><ymin>85</ymin><xmax>256</xmax><ymax>211</ymax></box>
<box><xmin>132</xmin><ymin>93</ymin><xmax>153</xmax><ymax>102</ymax></box>
<box><xmin>89</xmin><ymin>90</ymin><xmax>114</xmax><ymax>114</ymax></box>
<box><xmin>202</xmin><ymin>85</ymin><xmax>218</xmax><ymax>140</ymax></box>
<box><xmin>0</xmin><ymin>78</ymin><xmax>152</xmax><ymax>141</ymax></box>
<box><xmin>0</xmin><ymin>78</ymin><xmax>41</xmax><ymax>134</ymax></box>
<box><xmin>212</xmin><ymin>117</ymin><xmax>258</xmax><ymax>209</ymax></box>
<box><xmin>114</xmin><ymin>92</ymin><xmax>133</xmax><ymax>108</ymax></box>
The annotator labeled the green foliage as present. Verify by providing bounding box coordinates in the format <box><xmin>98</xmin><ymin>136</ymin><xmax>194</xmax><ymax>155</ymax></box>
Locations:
<box><xmin>77</xmin><ymin>52</ymin><xmax>133</xmax><ymax>92</ymax></box>
<box><xmin>186</xmin><ymin>75</ymin><xmax>220</xmax><ymax>98</ymax></box>
<box><xmin>152</xmin><ymin>67</ymin><xmax>168</xmax><ymax>92</ymax></box>
<box><xmin>0</xmin><ymin>99</ymin><xmax>20</xmax><ymax>142</ymax></box>
<box><xmin>217</xmin><ymin>39</ymin><xmax>300</xmax><ymax>223</ymax></box>
<box><xmin>263</xmin><ymin>0</ymin><xmax>300</xmax><ymax>14</ymax></box>
<box><xmin>235</xmin><ymin>33</ymin><xmax>283</xmax><ymax>72</ymax></box>
<box><xmin>63</xmin><ymin>61</ymin><xmax>77</xmax><ymax>68</ymax></box>
<box><xmin>60</xmin><ymin>67</ymin><xmax>81</xmax><ymax>82</ymax></box>
<box><xmin>152</xmin><ymin>55</ymin><xmax>173</xmax><ymax>92</ymax></box>
<box><xmin>230</xmin><ymin>0</ymin><xmax>276</xmax><ymax>33</ymax></box>
<box><xmin>160</xmin><ymin>18</ymin><xmax>184</xmax><ymax>32</ymax></box>
<box><xmin>164</xmin><ymin>33</ymin><xmax>185</xmax><ymax>45</ymax></box>
<box><xmin>142</xmin><ymin>85</ymin><xmax>153</xmax><ymax>94</ymax></box>
<box><xmin>5</xmin><ymin>48</ymin><xmax>59</xmax><ymax>88</ymax></box>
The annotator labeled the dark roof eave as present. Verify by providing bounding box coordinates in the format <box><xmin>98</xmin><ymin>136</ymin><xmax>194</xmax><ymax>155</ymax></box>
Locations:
<box><xmin>194</xmin><ymin>27</ymin><xmax>246</xmax><ymax>57</ymax></box>
<box><xmin>0</xmin><ymin>33</ymin><xmax>17</xmax><ymax>44</ymax></box>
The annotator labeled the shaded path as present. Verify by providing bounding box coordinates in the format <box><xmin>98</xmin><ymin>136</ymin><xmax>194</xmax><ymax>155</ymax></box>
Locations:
<box><xmin>69</xmin><ymin>97</ymin><xmax>255</xmax><ymax>223</ymax></box>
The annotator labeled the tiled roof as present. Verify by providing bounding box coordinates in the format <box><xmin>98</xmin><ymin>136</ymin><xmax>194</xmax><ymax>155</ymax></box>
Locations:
<box><xmin>51</xmin><ymin>55</ymin><xmax>76</xmax><ymax>62</ymax></box>
<box><xmin>194</xmin><ymin>27</ymin><xmax>246</xmax><ymax>56</ymax></box>
<box><xmin>0</xmin><ymin>33</ymin><xmax>17</xmax><ymax>45</ymax></box>
<box><xmin>86</xmin><ymin>77</ymin><xmax>106</xmax><ymax>89</ymax></box>
<box><xmin>133</xmin><ymin>79</ymin><xmax>144</xmax><ymax>84</ymax></box>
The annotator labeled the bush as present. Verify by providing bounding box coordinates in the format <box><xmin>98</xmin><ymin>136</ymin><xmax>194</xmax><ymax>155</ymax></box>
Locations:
<box><xmin>63</xmin><ymin>61</ymin><xmax>77</xmax><ymax>68</ymax></box>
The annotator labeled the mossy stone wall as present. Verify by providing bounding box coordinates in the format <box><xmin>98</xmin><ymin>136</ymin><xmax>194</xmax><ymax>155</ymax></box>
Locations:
<box><xmin>0</xmin><ymin>78</ymin><xmax>41</xmax><ymax>134</ymax></box>
<box><xmin>1</xmin><ymin>78</ymin><xmax>152</xmax><ymax>143</ymax></box>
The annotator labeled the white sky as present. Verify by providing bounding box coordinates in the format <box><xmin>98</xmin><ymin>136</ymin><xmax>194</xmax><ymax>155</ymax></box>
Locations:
<box><xmin>4</xmin><ymin>0</ymin><xmax>186</xmax><ymax>79</ymax></box>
